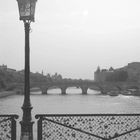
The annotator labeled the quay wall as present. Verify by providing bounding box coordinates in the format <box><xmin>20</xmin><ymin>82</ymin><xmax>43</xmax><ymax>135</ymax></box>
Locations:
<box><xmin>0</xmin><ymin>91</ymin><xmax>16</xmax><ymax>98</ymax></box>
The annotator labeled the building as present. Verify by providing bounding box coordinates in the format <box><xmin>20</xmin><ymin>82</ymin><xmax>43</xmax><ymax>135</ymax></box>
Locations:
<box><xmin>119</xmin><ymin>62</ymin><xmax>140</xmax><ymax>82</ymax></box>
<box><xmin>0</xmin><ymin>64</ymin><xmax>7</xmax><ymax>71</ymax></box>
<box><xmin>94</xmin><ymin>62</ymin><xmax>140</xmax><ymax>82</ymax></box>
<box><xmin>0</xmin><ymin>64</ymin><xmax>16</xmax><ymax>73</ymax></box>
<box><xmin>94</xmin><ymin>66</ymin><xmax>114</xmax><ymax>82</ymax></box>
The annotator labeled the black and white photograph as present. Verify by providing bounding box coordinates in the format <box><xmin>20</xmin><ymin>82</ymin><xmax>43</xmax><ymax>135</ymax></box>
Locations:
<box><xmin>0</xmin><ymin>0</ymin><xmax>140</xmax><ymax>139</ymax></box>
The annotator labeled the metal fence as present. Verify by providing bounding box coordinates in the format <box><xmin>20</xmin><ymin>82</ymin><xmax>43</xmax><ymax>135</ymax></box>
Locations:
<box><xmin>0</xmin><ymin>115</ymin><xmax>18</xmax><ymax>140</ymax></box>
<box><xmin>35</xmin><ymin>114</ymin><xmax>140</xmax><ymax>140</ymax></box>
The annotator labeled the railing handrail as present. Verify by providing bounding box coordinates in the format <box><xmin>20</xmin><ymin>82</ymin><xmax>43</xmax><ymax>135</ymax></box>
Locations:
<box><xmin>0</xmin><ymin>114</ymin><xmax>18</xmax><ymax>124</ymax></box>
<box><xmin>0</xmin><ymin>114</ymin><xmax>19</xmax><ymax>118</ymax></box>
<box><xmin>35</xmin><ymin>113</ymin><xmax>140</xmax><ymax>118</ymax></box>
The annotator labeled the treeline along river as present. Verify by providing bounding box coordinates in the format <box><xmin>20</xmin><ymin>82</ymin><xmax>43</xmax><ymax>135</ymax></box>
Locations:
<box><xmin>0</xmin><ymin>88</ymin><xmax>140</xmax><ymax>139</ymax></box>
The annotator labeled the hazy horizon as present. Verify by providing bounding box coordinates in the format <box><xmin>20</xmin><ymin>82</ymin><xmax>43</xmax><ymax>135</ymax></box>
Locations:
<box><xmin>1</xmin><ymin>0</ymin><xmax>140</xmax><ymax>79</ymax></box>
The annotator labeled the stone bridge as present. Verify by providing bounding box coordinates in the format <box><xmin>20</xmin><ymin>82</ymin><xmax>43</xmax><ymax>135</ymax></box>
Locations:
<box><xmin>15</xmin><ymin>80</ymin><xmax>140</xmax><ymax>95</ymax></box>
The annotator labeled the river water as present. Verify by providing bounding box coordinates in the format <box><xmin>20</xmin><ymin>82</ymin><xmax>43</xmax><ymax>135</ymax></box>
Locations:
<box><xmin>0</xmin><ymin>88</ymin><xmax>140</xmax><ymax>139</ymax></box>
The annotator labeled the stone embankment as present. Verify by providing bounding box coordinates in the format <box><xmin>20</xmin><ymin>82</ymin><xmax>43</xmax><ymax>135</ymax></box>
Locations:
<box><xmin>0</xmin><ymin>91</ymin><xmax>17</xmax><ymax>98</ymax></box>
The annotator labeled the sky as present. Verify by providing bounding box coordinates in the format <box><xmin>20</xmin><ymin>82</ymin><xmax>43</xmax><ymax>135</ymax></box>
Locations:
<box><xmin>0</xmin><ymin>0</ymin><xmax>140</xmax><ymax>79</ymax></box>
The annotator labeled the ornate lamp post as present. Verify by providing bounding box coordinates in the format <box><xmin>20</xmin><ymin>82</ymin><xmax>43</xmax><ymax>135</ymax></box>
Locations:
<box><xmin>16</xmin><ymin>0</ymin><xmax>37</xmax><ymax>139</ymax></box>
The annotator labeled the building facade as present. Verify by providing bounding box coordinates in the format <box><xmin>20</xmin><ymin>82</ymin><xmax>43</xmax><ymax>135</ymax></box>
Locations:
<box><xmin>94</xmin><ymin>62</ymin><xmax>140</xmax><ymax>82</ymax></box>
<box><xmin>0</xmin><ymin>64</ymin><xmax>16</xmax><ymax>73</ymax></box>
<box><xmin>94</xmin><ymin>66</ymin><xmax>114</xmax><ymax>82</ymax></box>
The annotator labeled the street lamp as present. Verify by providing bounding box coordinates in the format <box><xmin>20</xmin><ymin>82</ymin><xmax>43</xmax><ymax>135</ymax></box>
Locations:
<box><xmin>16</xmin><ymin>0</ymin><xmax>37</xmax><ymax>139</ymax></box>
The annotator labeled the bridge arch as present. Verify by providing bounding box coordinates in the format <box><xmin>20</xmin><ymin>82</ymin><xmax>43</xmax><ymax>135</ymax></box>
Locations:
<box><xmin>40</xmin><ymin>86</ymin><xmax>67</xmax><ymax>95</ymax></box>
<box><xmin>47</xmin><ymin>87</ymin><xmax>61</xmax><ymax>94</ymax></box>
<box><xmin>30</xmin><ymin>87</ymin><xmax>42</xmax><ymax>94</ymax></box>
<box><xmin>66</xmin><ymin>87</ymin><xmax>82</xmax><ymax>94</ymax></box>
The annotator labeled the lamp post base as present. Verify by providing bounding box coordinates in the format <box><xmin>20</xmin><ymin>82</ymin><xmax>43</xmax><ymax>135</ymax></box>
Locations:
<box><xmin>20</xmin><ymin>121</ymin><xmax>34</xmax><ymax>140</ymax></box>
<box><xmin>20</xmin><ymin>105</ymin><xmax>34</xmax><ymax>140</ymax></box>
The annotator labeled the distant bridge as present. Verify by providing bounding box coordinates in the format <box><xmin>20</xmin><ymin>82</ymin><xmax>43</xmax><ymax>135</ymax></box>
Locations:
<box><xmin>15</xmin><ymin>80</ymin><xmax>140</xmax><ymax>95</ymax></box>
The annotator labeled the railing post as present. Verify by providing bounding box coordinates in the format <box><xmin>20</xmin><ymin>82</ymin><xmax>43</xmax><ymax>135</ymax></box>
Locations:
<box><xmin>36</xmin><ymin>115</ymin><xmax>42</xmax><ymax>140</ymax></box>
<box><xmin>11</xmin><ymin>116</ymin><xmax>17</xmax><ymax>140</ymax></box>
<box><xmin>38</xmin><ymin>118</ymin><xmax>42</xmax><ymax>140</ymax></box>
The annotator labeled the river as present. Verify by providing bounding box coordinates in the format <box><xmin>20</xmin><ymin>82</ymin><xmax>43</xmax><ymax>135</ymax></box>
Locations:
<box><xmin>0</xmin><ymin>88</ymin><xmax>140</xmax><ymax>139</ymax></box>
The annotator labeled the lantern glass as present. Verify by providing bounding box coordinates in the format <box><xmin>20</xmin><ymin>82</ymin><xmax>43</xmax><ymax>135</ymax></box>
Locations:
<box><xmin>17</xmin><ymin>0</ymin><xmax>37</xmax><ymax>22</ymax></box>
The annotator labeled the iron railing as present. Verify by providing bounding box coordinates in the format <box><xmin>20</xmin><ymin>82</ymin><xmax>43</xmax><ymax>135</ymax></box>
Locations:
<box><xmin>0</xmin><ymin>115</ymin><xmax>18</xmax><ymax>140</ymax></box>
<box><xmin>35</xmin><ymin>114</ymin><xmax>140</xmax><ymax>140</ymax></box>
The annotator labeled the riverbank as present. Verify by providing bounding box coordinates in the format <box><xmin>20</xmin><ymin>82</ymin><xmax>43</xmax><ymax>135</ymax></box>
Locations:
<box><xmin>0</xmin><ymin>91</ymin><xmax>16</xmax><ymax>98</ymax></box>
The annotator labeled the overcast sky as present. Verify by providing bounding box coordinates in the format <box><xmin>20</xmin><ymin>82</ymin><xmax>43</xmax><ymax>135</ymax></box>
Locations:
<box><xmin>0</xmin><ymin>0</ymin><xmax>140</xmax><ymax>79</ymax></box>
